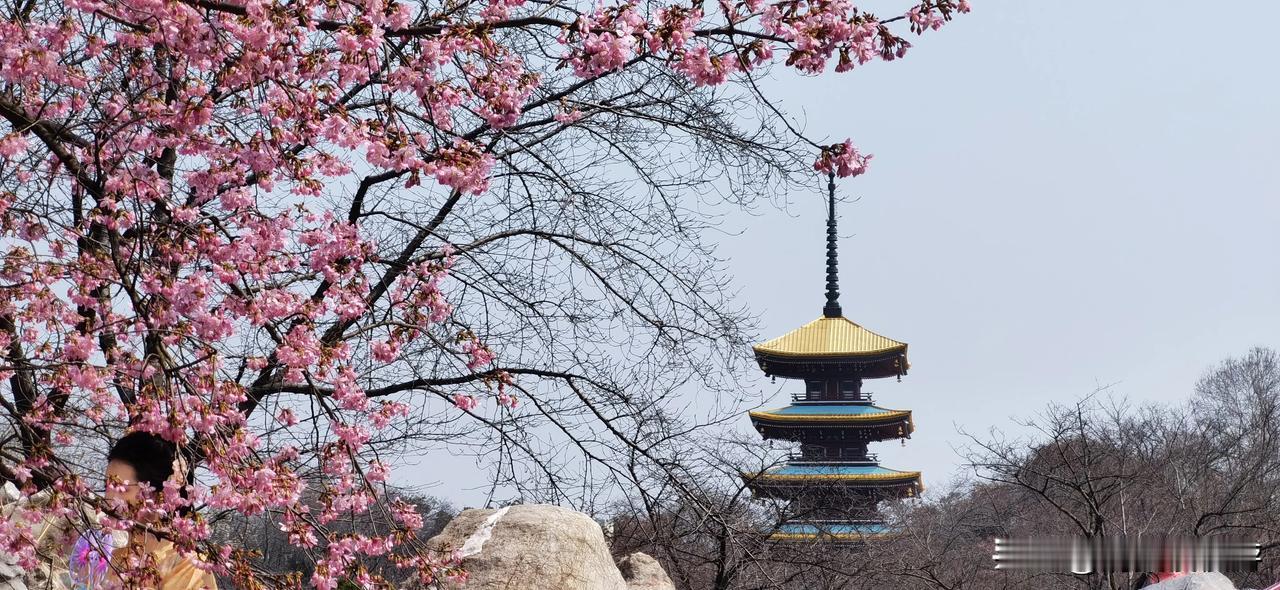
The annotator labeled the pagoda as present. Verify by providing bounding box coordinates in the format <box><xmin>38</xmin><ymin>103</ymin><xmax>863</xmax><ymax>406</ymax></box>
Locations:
<box><xmin>742</xmin><ymin>175</ymin><xmax>923</xmax><ymax>543</ymax></box>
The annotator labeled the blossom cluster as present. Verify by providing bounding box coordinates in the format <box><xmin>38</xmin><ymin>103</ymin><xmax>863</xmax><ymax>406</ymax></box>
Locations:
<box><xmin>815</xmin><ymin>139</ymin><xmax>873</xmax><ymax>178</ymax></box>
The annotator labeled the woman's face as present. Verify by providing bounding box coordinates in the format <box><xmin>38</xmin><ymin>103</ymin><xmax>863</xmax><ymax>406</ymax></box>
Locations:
<box><xmin>104</xmin><ymin>459</ymin><xmax>141</xmax><ymax>506</ymax></box>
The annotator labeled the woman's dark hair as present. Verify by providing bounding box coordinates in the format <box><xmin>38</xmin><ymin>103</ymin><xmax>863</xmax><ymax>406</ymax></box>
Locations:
<box><xmin>107</xmin><ymin>431</ymin><xmax>189</xmax><ymax>496</ymax></box>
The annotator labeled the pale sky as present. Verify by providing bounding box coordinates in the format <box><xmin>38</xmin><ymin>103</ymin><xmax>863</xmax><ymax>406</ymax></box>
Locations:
<box><xmin>732</xmin><ymin>0</ymin><xmax>1280</xmax><ymax>494</ymax></box>
<box><xmin>408</xmin><ymin>1</ymin><xmax>1280</xmax><ymax>505</ymax></box>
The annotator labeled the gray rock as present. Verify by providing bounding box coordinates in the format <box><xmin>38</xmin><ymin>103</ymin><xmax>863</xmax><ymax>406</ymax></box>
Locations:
<box><xmin>1143</xmin><ymin>573</ymin><xmax>1236</xmax><ymax>590</ymax></box>
<box><xmin>618</xmin><ymin>552</ymin><xmax>675</xmax><ymax>590</ymax></box>
<box><xmin>0</xmin><ymin>559</ymin><xmax>27</xmax><ymax>590</ymax></box>
<box><xmin>0</xmin><ymin>487</ymin><xmax>83</xmax><ymax>590</ymax></box>
<box><xmin>426</xmin><ymin>504</ymin><xmax>629</xmax><ymax>590</ymax></box>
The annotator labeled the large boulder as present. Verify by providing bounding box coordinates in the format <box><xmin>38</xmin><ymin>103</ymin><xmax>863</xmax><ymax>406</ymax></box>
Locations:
<box><xmin>0</xmin><ymin>483</ymin><xmax>76</xmax><ymax>590</ymax></box>
<box><xmin>1143</xmin><ymin>573</ymin><xmax>1236</xmax><ymax>590</ymax></box>
<box><xmin>618</xmin><ymin>552</ymin><xmax>675</xmax><ymax>590</ymax></box>
<box><xmin>426</xmin><ymin>504</ymin><xmax>630</xmax><ymax>590</ymax></box>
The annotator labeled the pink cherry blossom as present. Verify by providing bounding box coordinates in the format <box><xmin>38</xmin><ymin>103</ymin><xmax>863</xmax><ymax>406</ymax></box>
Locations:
<box><xmin>276</xmin><ymin>408</ymin><xmax>299</xmax><ymax>426</ymax></box>
<box><xmin>62</xmin><ymin>333</ymin><xmax>95</xmax><ymax>362</ymax></box>
<box><xmin>462</xmin><ymin>339</ymin><xmax>496</xmax><ymax>370</ymax></box>
<box><xmin>909</xmin><ymin>6</ymin><xmax>946</xmax><ymax>32</ymax></box>
<box><xmin>649</xmin><ymin>6</ymin><xmax>701</xmax><ymax>53</ymax></box>
<box><xmin>564</xmin><ymin>3</ymin><xmax>650</xmax><ymax>78</ymax></box>
<box><xmin>372</xmin><ymin>339</ymin><xmax>401</xmax><ymax>363</ymax></box>
<box><xmin>428</xmin><ymin>140</ymin><xmax>495</xmax><ymax>195</ymax></box>
<box><xmin>555</xmin><ymin>109</ymin><xmax>585</xmax><ymax>124</ymax></box>
<box><xmin>0</xmin><ymin>133</ymin><xmax>28</xmax><ymax>158</ymax></box>
<box><xmin>278</xmin><ymin>325</ymin><xmax>322</xmax><ymax>381</ymax></box>
<box><xmin>673</xmin><ymin>44</ymin><xmax>738</xmax><ymax>86</ymax></box>
<box><xmin>452</xmin><ymin>394</ymin><xmax>479</xmax><ymax>411</ymax></box>
<box><xmin>814</xmin><ymin>139</ymin><xmax>873</xmax><ymax>178</ymax></box>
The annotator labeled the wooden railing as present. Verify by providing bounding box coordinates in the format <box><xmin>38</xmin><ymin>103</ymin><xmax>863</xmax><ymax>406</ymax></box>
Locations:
<box><xmin>790</xmin><ymin>391</ymin><xmax>873</xmax><ymax>402</ymax></box>
<box><xmin>787</xmin><ymin>452</ymin><xmax>878</xmax><ymax>463</ymax></box>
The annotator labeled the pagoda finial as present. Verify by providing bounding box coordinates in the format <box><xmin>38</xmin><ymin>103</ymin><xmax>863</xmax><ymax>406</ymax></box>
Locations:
<box><xmin>822</xmin><ymin>172</ymin><xmax>842</xmax><ymax>318</ymax></box>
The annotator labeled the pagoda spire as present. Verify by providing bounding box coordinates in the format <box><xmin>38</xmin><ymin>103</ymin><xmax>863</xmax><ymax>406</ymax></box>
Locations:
<box><xmin>822</xmin><ymin>172</ymin><xmax>842</xmax><ymax>318</ymax></box>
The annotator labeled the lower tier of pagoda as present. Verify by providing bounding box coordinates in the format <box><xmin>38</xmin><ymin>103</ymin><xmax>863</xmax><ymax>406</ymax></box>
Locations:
<box><xmin>768</xmin><ymin>521</ymin><xmax>895</xmax><ymax>543</ymax></box>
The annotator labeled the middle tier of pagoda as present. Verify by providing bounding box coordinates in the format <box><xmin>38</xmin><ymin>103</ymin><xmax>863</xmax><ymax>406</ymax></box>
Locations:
<box><xmin>749</xmin><ymin>401</ymin><xmax>914</xmax><ymax>443</ymax></box>
<box><xmin>743</xmin><ymin>463</ymin><xmax>923</xmax><ymax>499</ymax></box>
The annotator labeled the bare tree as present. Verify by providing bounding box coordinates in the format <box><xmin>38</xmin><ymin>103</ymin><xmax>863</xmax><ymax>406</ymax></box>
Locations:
<box><xmin>607</xmin><ymin>430</ymin><xmax>916</xmax><ymax>590</ymax></box>
<box><xmin>618</xmin><ymin>349</ymin><xmax>1280</xmax><ymax>590</ymax></box>
<box><xmin>904</xmin><ymin>348</ymin><xmax>1280</xmax><ymax>590</ymax></box>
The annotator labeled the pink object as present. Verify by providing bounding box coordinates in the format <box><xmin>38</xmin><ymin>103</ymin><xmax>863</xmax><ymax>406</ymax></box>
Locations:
<box><xmin>1148</xmin><ymin>571</ymin><xmax>1186</xmax><ymax>583</ymax></box>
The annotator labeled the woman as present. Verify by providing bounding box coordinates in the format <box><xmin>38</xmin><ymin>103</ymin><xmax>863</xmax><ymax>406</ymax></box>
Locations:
<box><xmin>103</xmin><ymin>431</ymin><xmax>216</xmax><ymax>590</ymax></box>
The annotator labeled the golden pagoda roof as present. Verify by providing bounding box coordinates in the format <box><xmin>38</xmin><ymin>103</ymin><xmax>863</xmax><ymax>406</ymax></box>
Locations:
<box><xmin>748</xmin><ymin>404</ymin><xmax>911</xmax><ymax>424</ymax></box>
<box><xmin>753</xmin><ymin>316</ymin><xmax>907</xmax><ymax>359</ymax></box>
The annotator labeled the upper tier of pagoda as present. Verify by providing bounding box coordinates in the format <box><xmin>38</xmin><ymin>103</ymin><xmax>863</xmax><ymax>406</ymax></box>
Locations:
<box><xmin>751</xmin><ymin>174</ymin><xmax>909</xmax><ymax>380</ymax></box>
<box><xmin>753</xmin><ymin>316</ymin><xmax>909</xmax><ymax>379</ymax></box>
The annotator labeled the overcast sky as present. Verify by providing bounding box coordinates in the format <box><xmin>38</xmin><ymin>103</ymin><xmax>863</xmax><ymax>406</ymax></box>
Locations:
<box><xmin>729</xmin><ymin>0</ymin><xmax>1280</xmax><ymax>494</ymax></box>
<box><xmin>410</xmin><ymin>1</ymin><xmax>1280</xmax><ymax>505</ymax></box>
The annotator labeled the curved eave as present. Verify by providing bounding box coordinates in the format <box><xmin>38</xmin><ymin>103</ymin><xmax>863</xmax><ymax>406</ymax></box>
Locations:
<box><xmin>748</xmin><ymin>408</ymin><xmax>912</xmax><ymax>424</ymax></box>
<box><xmin>752</xmin><ymin>316</ymin><xmax>908</xmax><ymax>359</ymax></box>
<box><xmin>744</xmin><ymin>471</ymin><xmax>922</xmax><ymax>484</ymax></box>
<box><xmin>754</xmin><ymin>350</ymin><xmax>909</xmax><ymax>380</ymax></box>
<box><xmin>768</xmin><ymin>522</ymin><xmax>898</xmax><ymax>542</ymax></box>
<box><xmin>742</xmin><ymin>470</ymin><xmax>926</xmax><ymax>500</ymax></box>
<box><xmin>751</xmin><ymin>343</ymin><xmax>907</xmax><ymax>360</ymax></box>
<box><xmin>753</xmin><ymin>423</ymin><xmax>915</xmax><ymax>445</ymax></box>
<box><xmin>768</xmin><ymin>531</ymin><xmax>897</xmax><ymax>542</ymax></box>
<box><xmin>751</xmin><ymin>410</ymin><xmax>915</xmax><ymax>442</ymax></box>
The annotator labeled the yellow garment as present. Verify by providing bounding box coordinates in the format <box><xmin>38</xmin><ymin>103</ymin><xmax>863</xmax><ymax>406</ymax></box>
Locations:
<box><xmin>109</xmin><ymin>540</ymin><xmax>217</xmax><ymax>590</ymax></box>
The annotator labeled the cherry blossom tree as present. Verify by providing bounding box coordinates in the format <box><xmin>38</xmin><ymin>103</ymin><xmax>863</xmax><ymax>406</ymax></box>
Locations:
<box><xmin>0</xmin><ymin>0</ymin><xmax>967</xmax><ymax>585</ymax></box>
